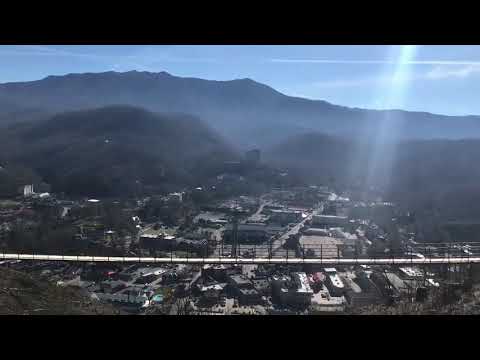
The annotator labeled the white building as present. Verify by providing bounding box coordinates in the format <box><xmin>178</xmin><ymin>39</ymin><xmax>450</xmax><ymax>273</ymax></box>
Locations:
<box><xmin>324</xmin><ymin>268</ymin><xmax>345</xmax><ymax>297</ymax></box>
<box><xmin>272</xmin><ymin>272</ymin><xmax>314</xmax><ymax>307</ymax></box>
<box><xmin>168</xmin><ymin>192</ymin><xmax>183</xmax><ymax>203</ymax></box>
<box><xmin>22</xmin><ymin>184</ymin><xmax>34</xmax><ymax>197</ymax></box>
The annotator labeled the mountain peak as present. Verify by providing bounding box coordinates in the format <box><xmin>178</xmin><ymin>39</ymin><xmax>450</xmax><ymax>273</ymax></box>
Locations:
<box><xmin>237</xmin><ymin>77</ymin><xmax>256</xmax><ymax>83</ymax></box>
<box><xmin>39</xmin><ymin>70</ymin><xmax>174</xmax><ymax>82</ymax></box>
<box><xmin>121</xmin><ymin>70</ymin><xmax>172</xmax><ymax>77</ymax></box>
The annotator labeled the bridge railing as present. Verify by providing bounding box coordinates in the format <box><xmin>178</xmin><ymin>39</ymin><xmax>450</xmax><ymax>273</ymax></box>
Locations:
<box><xmin>3</xmin><ymin>241</ymin><xmax>480</xmax><ymax>264</ymax></box>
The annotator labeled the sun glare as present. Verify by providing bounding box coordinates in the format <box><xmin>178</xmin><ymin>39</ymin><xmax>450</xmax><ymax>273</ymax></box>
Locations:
<box><xmin>365</xmin><ymin>45</ymin><xmax>418</xmax><ymax>192</ymax></box>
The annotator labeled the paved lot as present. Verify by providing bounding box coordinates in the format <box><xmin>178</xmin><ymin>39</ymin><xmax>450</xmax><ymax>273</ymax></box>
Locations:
<box><xmin>299</xmin><ymin>235</ymin><xmax>343</xmax><ymax>258</ymax></box>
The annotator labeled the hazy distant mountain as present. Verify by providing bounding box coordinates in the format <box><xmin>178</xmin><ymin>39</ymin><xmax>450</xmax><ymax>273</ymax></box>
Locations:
<box><xmin>264</xmin><ymin>132</ymin><xmax>369</xmax><ymax>189</ymax></box>
<box><xmin>265</xmin><ymin>131</ymin><xmax>480</xmax><ymax>219</ymax></box>
<box><xmin>0</xmin><ymin>106</ymin><xmax>236</xmax><ymax>196</ymax></box>
<box><xmin>266</xmin><ymin>132</ymin><xmax>480</xmax><ymax>185</ymax></box>
<box><xmin>1</xmin><ymin>71</ymin><xmax>480</xmax><ymax>148</ymax></box>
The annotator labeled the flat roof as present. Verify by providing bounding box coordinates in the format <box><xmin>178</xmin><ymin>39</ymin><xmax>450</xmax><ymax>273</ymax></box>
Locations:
<box><xmin>399</xmin><ymin>267</ymin><xmax>424</xmax><ymax>278</ymax></box>
<box><xmin>201</xmin><ymin>284</ymin><xmax>226</xmax><ymax>292</ymax></box>
<box><xmin>270</xmin><ymin>209</ymin><xmax>302</xmax><ymax>214</ymax></box>
<box><xmin>140</xmin><ymin>234</ymin><xmax>159</xmax><ymax>238</ymax></box>
<box><xmin>328</xmin><ymin>274</ymin><xmax>344</xmax><ymax>288</ymax></box>
<box><xmin>239</xmin><ymin>288</ymin><xmax>259</xmax><ymax>295</ymax></box>
<box><xmin>292</xmin><ymin>272</ymin><xmax>314</xmax><ymax>294</ymax></box>
<box><xmin>306</xmin><ymin>227</ymin><xmax>329</xmax><ymax>232</ymax></box>
<box><xmin>314</xmin><ymin>215</ymin><xmax>348</xmax><ymax>219</ymax></box>
<box><xmin>229</xmin><ymin>274</ymin><xmax>251</xmax><ymax>285</ymax></box>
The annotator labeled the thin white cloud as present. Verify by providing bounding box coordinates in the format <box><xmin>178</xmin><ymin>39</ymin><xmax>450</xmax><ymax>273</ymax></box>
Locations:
<box><xmin>425</xmin><ymin>65</ymin><xmax>480</xmax><ymax>79</ymax></box>
<box><xmin>2</xmin><ymin>45</ymin><xmax>114</xmax><ymax>62</ymax></box>
<box><xmin>309</xmin><ymin>63</ymin><xmax>480</xmax><ymax>89</ymax></box>
<box><xmin>0</xmin><ymin>45</ymin><xmax>219</xmax><ymax>65</ymax></box>
<box><xmin>270</xmin><ymin>58</ymin><xmax>480</xmax><ymax>66</ymax></box>
<box><xmin>312</xmin><ymin>76</ymin><xmax>392</xmax><ymax>88</ymax></box>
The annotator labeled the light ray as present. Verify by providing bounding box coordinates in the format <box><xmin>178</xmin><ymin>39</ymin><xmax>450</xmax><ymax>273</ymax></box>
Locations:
<box><xmin>364</xmin><ymin>45</ymin><xmax>419</xmax><ymax>194</ymax></box>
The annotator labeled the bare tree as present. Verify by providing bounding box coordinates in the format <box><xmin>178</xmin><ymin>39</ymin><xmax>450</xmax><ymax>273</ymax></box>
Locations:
<box><xmin>172</xmin><ymin>297</ymin><xmax>192</xmax><ymax>315</ymax></box>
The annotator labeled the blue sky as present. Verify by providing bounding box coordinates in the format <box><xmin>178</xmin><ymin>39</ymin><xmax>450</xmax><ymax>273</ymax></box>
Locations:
<box><xmin>1</xmin><ymin>45</ymin><xmax>480</xmax><ymax>116</ymax></box>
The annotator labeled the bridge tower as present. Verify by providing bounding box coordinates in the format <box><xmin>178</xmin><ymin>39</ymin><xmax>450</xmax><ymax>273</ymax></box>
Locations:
<box><xmin>231</xmin><ymin>215</ymin><xmax>239</xmax><ymax>257</ymax></box>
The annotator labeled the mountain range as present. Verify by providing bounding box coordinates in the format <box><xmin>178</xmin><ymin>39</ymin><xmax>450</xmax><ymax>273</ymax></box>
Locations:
<box><xmin>2</xmin><ymin>70</ymin><xmax>480</xmax><ymax>148</ymax></box>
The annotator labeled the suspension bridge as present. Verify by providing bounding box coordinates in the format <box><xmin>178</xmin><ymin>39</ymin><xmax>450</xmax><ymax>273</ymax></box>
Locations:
<box><xmin>2</xmin><ymin>242</ymin><xmax>480</xmax><ymax>265</ymax></box>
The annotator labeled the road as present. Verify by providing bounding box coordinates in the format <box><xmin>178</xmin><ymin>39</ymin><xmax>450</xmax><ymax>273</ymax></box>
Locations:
<box><xmin>271</xmin><ymin>213</ymin><xmax>312</xmax><ymax>254</ymax></box>
<box><xmin>270</xmin><ymin>203</ymin><xmax>323</xmax><ymax>255</ymax></box>
<box><xmin>247</xmin><ymin>198</ymin><xmax>270</xmax><ymax>222</ymax></box>
<box><xmin>245</xmin><ymin>203</ymin><xmax>323</xmax><ymax>258</ymax></box>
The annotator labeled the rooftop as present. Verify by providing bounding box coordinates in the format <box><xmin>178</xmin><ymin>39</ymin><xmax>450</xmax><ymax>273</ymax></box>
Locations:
<box><xmin>203</xmin><ymin>264</ymin><xmax>228</xmax><ymax>270</ymax></box>
<box><xmin>270</xmin><ymin>209</ymin><xmax>302</xmax><ymax>214</ymax></box>
<box><xmin>252</xmin><ymin>279</ymin><xmax>270</xmax><ymax>289</ymax></box>
<box><xmin>328</xmin><ymin>274</ymin><xmax>345</xmax><ymax>289</ymax></box>
<box><xmin>399</xmin><ymin>267</ymin><xmax>424</xmax><ymax>278</ymax></box>
<box><xmin>201</xmin><ymin>283</ymin><xmax>226</xmax><ymax>292</ymax></box>
<box><xmin>229</xmin><ymin>274</ymin><xmax>252</xmax><ymax>288</ymax></box>
<box><xmin>292</xmin><ymin>272</ymin><xmax>314</xmax><ymax>294</ymax></box>
<box><xmin>314</xmin><ymin>215</ymin><xmax>348</xmax><ymax>219</ymax></box>
<box><xmin>239</xmin><ymin>288</ymin><xmax>259</xmax><ymax>296</ymax></box>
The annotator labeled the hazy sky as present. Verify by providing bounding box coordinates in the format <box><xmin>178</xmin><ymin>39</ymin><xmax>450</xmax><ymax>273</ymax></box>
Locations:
<box><xmin>1</xmin><ymin>45</ymin><xmax>480</xmax><ymax>116</ymax></box>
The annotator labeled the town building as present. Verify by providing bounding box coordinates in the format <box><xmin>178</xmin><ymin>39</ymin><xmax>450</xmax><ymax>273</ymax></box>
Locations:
<box><xmin>312</xmin><ymin>215</ymin><xmax>348</xmax><ymax>227</ymax></box>
<box><xmin>252</xmin><ymin>278</ymin><xmax>271</xmax><ymax>296</ymax></box>
<box><xmin>228</xmin><ymin>274</ymin><xmax>263</xmax><ymax>305</ymax></box>
<box><xmin>223</xmin><ymin>223</ymin><xmax>268</xmax><ymax>243</ymax></box>
<box><xmin>271</xmin><ymin>272</ymin><xmax>314</xmax><ymax>307</ymax></box>
<box><xmin>198</xmin><ymin>283</ymin><xmax>227</xmax><ymax>306</ymax></box>
<box><xmin>245</xmin><ymin>149</ymin><xmax>261</xmax><ymax>165</ymax></box>
<box><xmin>176</xmin><ymin>238</ymin><xmax>209</xmax><ymax>255</ymax></box>
<box><xmin>223</xmin><ymin>221</ymin><xmax>285</xmax><ymax>244</ymax></box>
<box><xmin>167</xmin><ymin>192</ymin><xmax>183</xmax><ymax>203</ymax></box>
<box><xmin>303</xmin><ymin>228</ymin><xmax>330</xmax><ymax>236</ymax></box>
<box><xmin>324</xmin><ymin>268</ymin><xmax>346</xmax><ymax>297</ymax></box>
<box><xmin>344</xmin><ymin>271</ymin><xmax>384</xmax><ymax>307</ymax></box>
<box><xmin>20</xmin><ymin>184</ymin><xmax>34</xmax><ymax>197</ymax></box>
<box><xmin>100</xmin><ymin>280</ymin><xmax>127</xmax><ymax>294</ymax></box>
<box><xmin>139</xmin><ymin>233</ymin><xmax>177</xmax><ymax>251</ymax></box>
<box><xmin>269</xmin><ymin>209</ymin><xmax>303</xmax><ymax>224</ymax></box>
<box><xmin>370</xmin><ymin>271</ymin><xmax>400</xmax><ymax>301</ymax></box>
<box><xmin>202</xmin><ymin>264</ymin><xmax>228</xmax><ymax>282</ymax></box>
<box><xmin>398</xmin><ymin>267</ymin><xmax>424</xmax><ymax>280</ymax></box>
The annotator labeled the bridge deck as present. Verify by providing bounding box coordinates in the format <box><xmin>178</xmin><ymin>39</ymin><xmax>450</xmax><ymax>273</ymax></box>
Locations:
<box><xmin>1</xmin><ymin>253</ymin><xmax>480</xmax><ymax>265</ymax></box>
